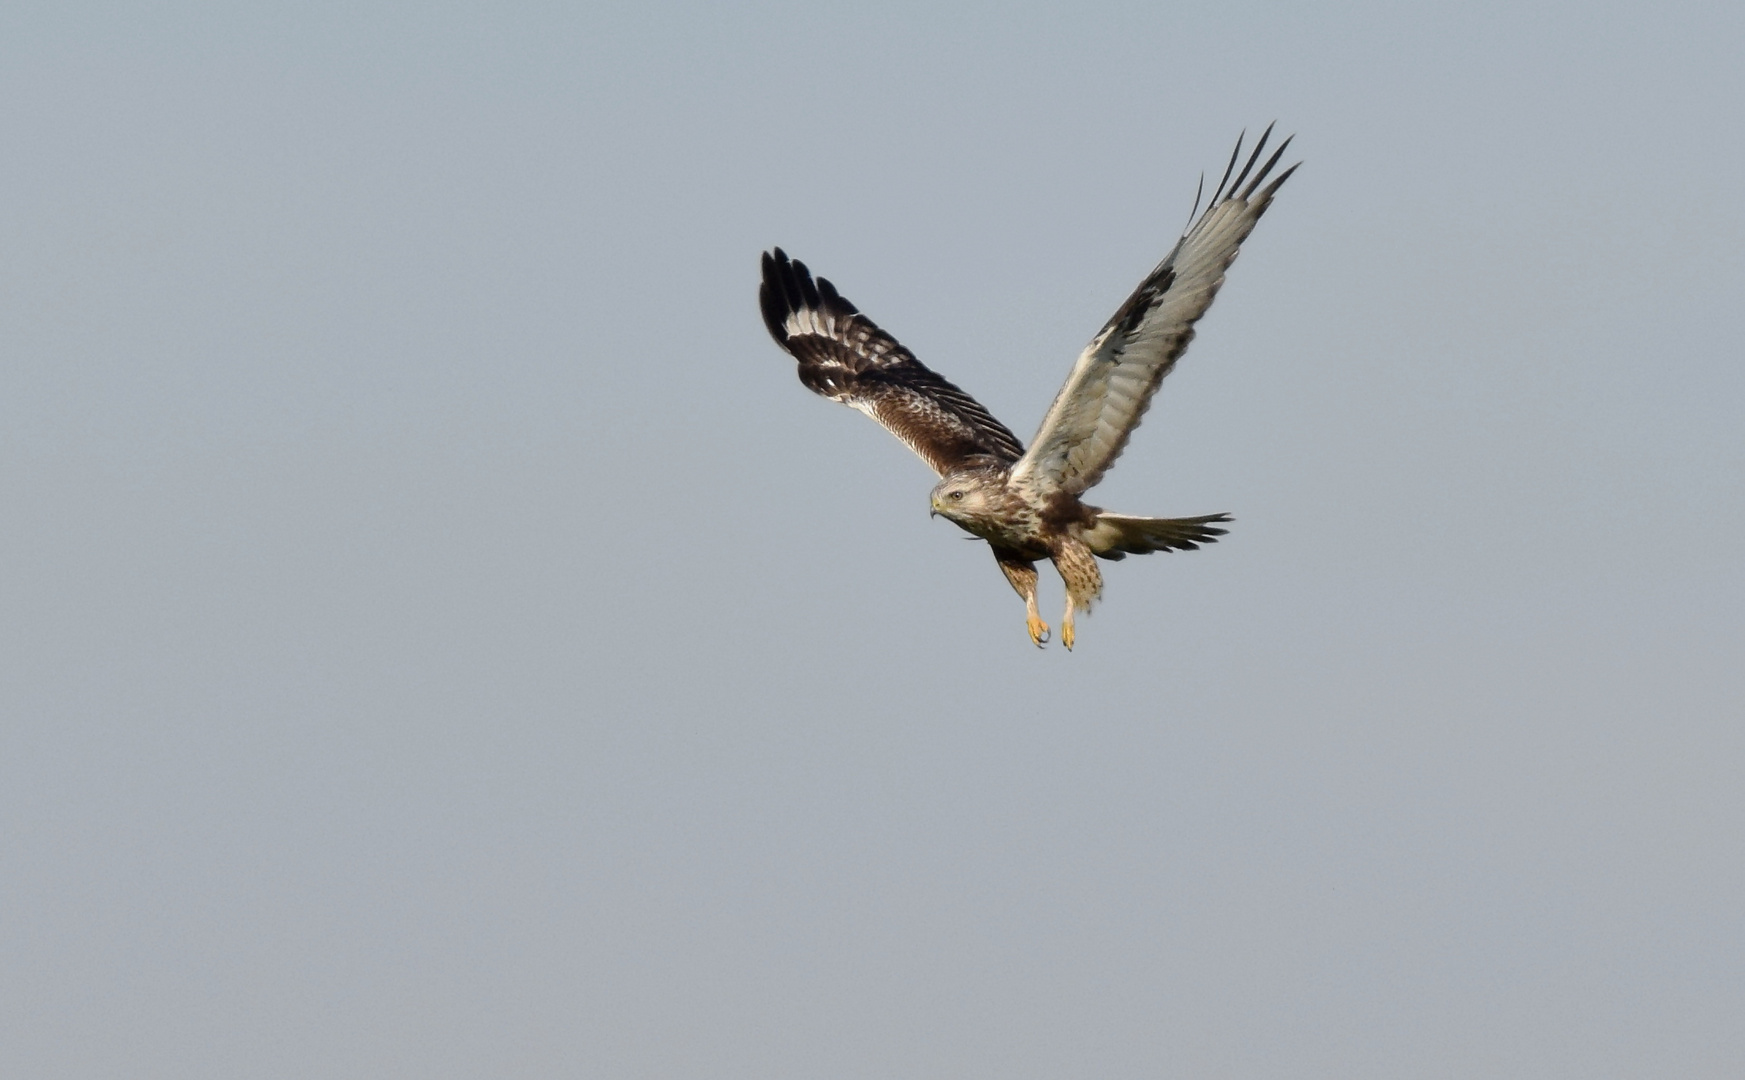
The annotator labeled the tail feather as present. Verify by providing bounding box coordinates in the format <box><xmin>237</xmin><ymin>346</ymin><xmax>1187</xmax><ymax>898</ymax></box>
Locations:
<box><xmin>1083</xmin><ymin>512</ymin><xmax>1231</xmax><ymax>561</ymax></box>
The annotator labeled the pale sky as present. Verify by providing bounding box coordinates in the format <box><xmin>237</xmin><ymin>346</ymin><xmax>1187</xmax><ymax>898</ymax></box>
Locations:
<box><xmin>2</xmin><ymin>2</ymin><xmax>1741</xmax><ymax>1077</ymax></box>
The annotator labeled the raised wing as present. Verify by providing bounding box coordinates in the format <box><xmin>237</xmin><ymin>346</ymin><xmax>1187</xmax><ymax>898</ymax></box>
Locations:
<box><xmin>760</xmin><ymin>248</ymin><xmax>1025</xmax><ymax>475</ymax></box>
<box><xmin>1010</xmin><ymin>127</ymin><xmax>1298</xmax><ymax>497</ymax></box>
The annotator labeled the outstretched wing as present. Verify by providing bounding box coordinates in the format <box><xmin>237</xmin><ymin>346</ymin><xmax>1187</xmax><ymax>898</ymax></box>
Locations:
<box><xmin>1010</xmin><ymin>126</ymin><xmax>1298</xmax><ymax>497</ymax></box>
<box><xmin>760</xmin><ymin>248</ymin><xmax>1025</xmax><ymax>475</ymax></box>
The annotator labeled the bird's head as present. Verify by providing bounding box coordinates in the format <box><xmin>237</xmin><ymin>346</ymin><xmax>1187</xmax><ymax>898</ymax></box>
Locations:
<box><xmin>929</xmin><ymin>471</ymin><xmax>1002</xmax><ymax>532</ymax></box>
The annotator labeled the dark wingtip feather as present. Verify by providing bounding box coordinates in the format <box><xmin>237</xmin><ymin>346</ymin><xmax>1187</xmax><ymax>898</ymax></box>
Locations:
<box><xmin>1212</xmin><ymin>130</ymin><xmax>1245</xmax><ymax>205</ymax></box>
<box><xmin>815</xmin><ymin>275</ymin><xmax>859</xmax><ymax>315</ymax></box>
<box><xmin>1239</xmin><ymin>133</ymin><xmax>1295</xmax><ymax>200</ymax></box>
<box><xmin>783</xmin><ymin>255</ymin><xmax>818</xmax><ymax>316</ymax></box>
<box><xmin>760</xmin><ymin>248</ymin><xmax>798</xmax><ymax>347</ymax></box>
<box><xmin>1225</xmin><ymin>122</ymin><xmax>1274</xmax><ymax>203</ymax></box>
<box><xmin>1260</xmin><ymin>161</ymin><xmax>1301</xmax><ymax>201</ymax></box>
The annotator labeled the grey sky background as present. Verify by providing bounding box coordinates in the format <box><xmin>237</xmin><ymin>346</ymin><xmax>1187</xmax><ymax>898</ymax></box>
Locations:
<box><xmin>2</xmin><ymin>1</ymin><xmax>1741</xmax><ymax>1076</ymax></box>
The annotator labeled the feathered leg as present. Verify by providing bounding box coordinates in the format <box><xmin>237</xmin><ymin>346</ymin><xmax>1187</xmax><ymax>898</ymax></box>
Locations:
<box><xmin>992</xmin><ymin>547</ymin><xmax>1049</xmax><ymax>647</ymax></box>
<box><xmin>1050</xmin><ymin>538</ymin><xmax>1103</xmax><ymax>651</ymax></box>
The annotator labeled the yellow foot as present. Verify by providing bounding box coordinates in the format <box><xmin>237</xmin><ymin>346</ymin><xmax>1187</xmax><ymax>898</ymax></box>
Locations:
<box><xmin>1061</xmin><ymin>620</ymin><xmax>1075</xmax><ymax>651</ymax></box>
<box><xmin>1026</xmin><ymin>614</ymin><xmax>1051</xmax><ymax>647</ymax></box>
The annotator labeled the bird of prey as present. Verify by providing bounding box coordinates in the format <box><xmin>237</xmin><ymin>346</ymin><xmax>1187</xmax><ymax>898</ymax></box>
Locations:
<box><xmin>759</xmin><ymin>127</ymin><xmax>1297</xmax><ymax>649</ymax></box>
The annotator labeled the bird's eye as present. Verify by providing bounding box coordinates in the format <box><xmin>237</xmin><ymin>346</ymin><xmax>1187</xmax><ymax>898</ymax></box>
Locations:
<box><xmin>949</xmin><ymin>491</ymin><xmax>964</xmax><ymax>501</ymax></box>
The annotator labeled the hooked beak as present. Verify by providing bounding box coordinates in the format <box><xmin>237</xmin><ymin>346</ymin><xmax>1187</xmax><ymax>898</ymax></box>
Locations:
<box><xmin>929</xmin><ymin>496</ymin><xmax>941</xmax><ymax>518</ymax></box>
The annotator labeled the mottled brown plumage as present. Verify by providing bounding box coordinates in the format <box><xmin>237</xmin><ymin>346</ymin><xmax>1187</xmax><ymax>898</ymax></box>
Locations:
<box><xmin>759</xmin><ymin>127</ymin><xmax>1297</xmax><ymax>648</ymax></box>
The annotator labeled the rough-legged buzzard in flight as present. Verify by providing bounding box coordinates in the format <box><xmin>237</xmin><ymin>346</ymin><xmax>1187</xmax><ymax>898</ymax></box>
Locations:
<box><xmin>760</xmin><ymin>127</ymin><xmax>1298</xmax><ymax>649</ymax></box>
